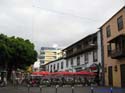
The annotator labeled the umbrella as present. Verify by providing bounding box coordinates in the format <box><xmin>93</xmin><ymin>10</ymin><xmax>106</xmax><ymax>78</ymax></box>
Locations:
<box><xmin>32</xmin><ymin>71</ymin><xmax>50</xmax><ymax>76</ymax></box>
<box><xmin>39</xmin><ymin>71</ymin><xmax>50</xmax><ymax>75</ymax></box>
<box><xmin>51</xmin><ymin>71</ymin><xmax>73</xmax><ymax>76</ymax></box>
<box><xmin>74</xmin><ymin>71</ymin><xmax>96</xmax><ymax>76</ymax></box>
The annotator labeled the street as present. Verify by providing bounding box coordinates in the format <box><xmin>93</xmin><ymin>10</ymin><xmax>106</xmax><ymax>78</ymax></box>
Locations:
<box><xmin>0</xmin><ymin>85</ymin><xmax>125</xmax><ymax>93</ymax></box>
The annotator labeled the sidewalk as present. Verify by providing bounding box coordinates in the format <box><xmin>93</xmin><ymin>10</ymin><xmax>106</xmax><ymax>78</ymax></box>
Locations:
<box><xmin>0</xmin><ymin>85</ymin><xmax>125</xmax><ymax>93</ymax></box>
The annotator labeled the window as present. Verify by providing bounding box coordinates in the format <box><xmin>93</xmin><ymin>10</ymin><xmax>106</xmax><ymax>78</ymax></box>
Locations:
<box><xmin>107</xmin><ymin>44</ymin><xmax>112</xmax><ymax>56</ymax></box>
<box><xmin>77</xmin><ymin>56</ymin><xmax>80</xmax><ymax>66</ymax></box>
<box><xmin>117</xmin><ymin>16</ymin><xmax>123</xmax><ymax>31</ymax></box>
<box><xmin>61</xmin><ymin>62</ymin><xmax>63</xmax><ymax>69</ymax></box>
<box><xmin>93</xmin><ymin>50</ymin><xmax>98</xmax><ymax>62</ymax></box>
<box><xmin>47</xmin><ymin>65</ymin><xmax>49</xmax><ymax>71</ymax></box>
<box><xmin>53</xmin><ymin>52</ymin><xmax>57</xmax><ymax>55</ymax></box>
<box><xmin>40</xmin><ymin>52</ymin><xmax>45</xmax><ymax>55</ymax></box>
<box><xmin>66</xmin><ymin>60</ymin><xmax>69</xmax><ymax>67</ymax></box>
<box><xmin>106</xmin><ymin>25</ymin><xmax>111</xmax><ymax>38</ymax></box>
<box><xmin>57</xmin><ymin>63</ymin><xmax>59</xmax><ymax>70</ymax></box>
<box><xmin>53</xmin><ymin>64</ymin><xmax>56</xmax><ymax>70</ymax></box>
<box><xmin>39</xmin><ymin>56</ymin><xmax>45</xmax><ymax>59</ymax></box>
<box><xmin>84</xmin><ymin>52</ymin><xmax>88</xmax><ymax>63</ymax></box>
<box><xmin>50</xmin><ymin>65</ymin><xmax>52</xmax><ymax>72</ymax></box>
<box><xmin>70</xmin><ymin>58</ymin><xmax>73</xmax><ymax>66</ymax></box>
<box><xmin>53</xmin><ymin>56</ymin><xmax>57</xmax><ymax>59</ymax></box>
<box><xmin>40</xmin><ymin>60</ymin><xmax>44</xmax><ymax>64</ymax></box>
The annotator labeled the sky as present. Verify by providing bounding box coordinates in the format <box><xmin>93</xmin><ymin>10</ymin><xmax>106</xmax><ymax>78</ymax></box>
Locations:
<box><xmin>0</xmin><ymin>0</ymin><xmax>124</xmax><ymax>52</ymax></box>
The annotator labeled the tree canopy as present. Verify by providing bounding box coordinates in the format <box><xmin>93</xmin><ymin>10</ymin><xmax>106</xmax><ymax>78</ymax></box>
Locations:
<box><xmin>0</xmin><ymin>34</ymin><xmax>37</xmax><ymax>71</ymax></box>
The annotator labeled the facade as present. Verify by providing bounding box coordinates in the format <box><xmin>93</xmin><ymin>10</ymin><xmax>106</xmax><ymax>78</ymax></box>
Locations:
<box><xmin>63</xmin><ymin>32</ymin><xmax>102</xmax><ymax>72</ymax></box>
<box><xmin>45</xmin><ymin>58</ymin><xmax>66</xmax><ymax>72</ymax></box>
<box><xmin>45</xmin><ymin>31</ymin><xmax>103</xmax><ymax>76</ymax></box>
<box><xmin>39</xmin><ymin>47</ymin><xmax>62</xmax><ymax>65</ymax></box>
<box><xmin>100</xmin><ymin>6</ymin><xmax>125</xmax><ymax>87</ymax></box>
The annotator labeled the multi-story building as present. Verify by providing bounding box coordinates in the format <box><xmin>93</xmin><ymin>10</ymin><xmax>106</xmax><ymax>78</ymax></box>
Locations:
<box><xmin>62</xmin><ymin>31</ymin><xmax>103</xmax><ymax>85</ymax></box>
<box><xmin>100</xmin><ymin>6</ymin><xmax>125</xmax><ymax>87</ymax></box>
<box><xmin>45</xmin><ymin>32</ymin><xmax>103</xmax><ymax>74</ymax></box>
<box><xmin>39</xmin><ymin>47</ymin><xmax>62</xmax><ymax>65</ymax></box>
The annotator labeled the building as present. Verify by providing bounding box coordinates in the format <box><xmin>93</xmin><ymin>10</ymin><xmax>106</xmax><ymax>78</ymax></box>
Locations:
<box><xmin>45</xmin><ymin>58</ymin><xmax>66</xmax><ymax>72</ymax></box>
<box><xmin>45</xmin><ymin>31</ymin><xmax>103</xmax><ymax>73</ymax></box>
<box><xmin>44</xmin><ymin>32</ymin><xmax>103</xmax><ymax>85</ymax></box>
<box><xmin>39</xmin><ymin>47</ymin><xmax>62</xmax><ymax>65</ymax></box>
<box><xmin>63</xmin><ymin>32</ymin><xmax>102</xmax><ymax>72</ymax></box>
<box><xmin>33</xmin><ymin>59</ymin><xmax>40</xmax><ymax>72</ymax></box>
<box><xmin>62</xmin><ymin>31</ymin><xmax>103</xmax><ymax>85</ymax></box>
<box><xmin>100</xmin><ymin>6</ymin><xmax>125</xmax><ymax>87</ymax></box>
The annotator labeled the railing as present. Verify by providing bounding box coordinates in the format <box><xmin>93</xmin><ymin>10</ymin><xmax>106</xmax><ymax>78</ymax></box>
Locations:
<box><xmin>111</xmin><ymin>49</ymin><xmax>125</xmax><ymax>59</ymax></box>
<box><xmin>66</xmin><ymin>44</ymin><xmax>97</xmax><ymax>58</ymax></box>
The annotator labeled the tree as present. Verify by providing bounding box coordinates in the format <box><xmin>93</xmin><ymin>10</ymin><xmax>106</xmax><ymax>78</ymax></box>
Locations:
<box><xmin>0</xmin><ymin>34</ymin><xmax>37</xmax><ymax>78</ymax></box>
<box><xmin>0</xmin><ymin>34</ymin><xmax>11</xmax><ymax>70</ymax></box>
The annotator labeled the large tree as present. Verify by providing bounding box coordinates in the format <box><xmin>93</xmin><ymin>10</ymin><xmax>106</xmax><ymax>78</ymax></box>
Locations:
<box><xmin>0</xmin><ymin>34</ymin><xmax>37</xmax><ymax>76</ymax></box>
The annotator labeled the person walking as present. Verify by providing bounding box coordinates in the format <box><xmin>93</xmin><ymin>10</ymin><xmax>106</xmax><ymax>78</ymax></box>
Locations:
<box><xmin>11</xmin><ymin>70</ymin><xmax>17</xmax><ymax>87</ymax></box>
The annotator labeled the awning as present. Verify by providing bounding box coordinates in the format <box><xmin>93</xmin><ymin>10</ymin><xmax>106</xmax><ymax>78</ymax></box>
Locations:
<box><xmin>32</xmin><ymin>71</ymin><xmax>50</xmax><ymax>76</ymax></box>
<box><xmin>51</xmin><ymin>71</ymin><xmax>74</xmax><ymax>76</ymax></box>
<box><xmin>74</xmin><ymin>71</ymin><xmax>96</xmax><ymax>76</ymax></box>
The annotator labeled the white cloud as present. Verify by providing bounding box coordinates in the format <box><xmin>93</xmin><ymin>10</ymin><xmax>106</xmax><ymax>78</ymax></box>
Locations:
<box><xmin>0</xmin><ymin>0</ymin><xmax>124</xmax><ymax>51</ymax></box>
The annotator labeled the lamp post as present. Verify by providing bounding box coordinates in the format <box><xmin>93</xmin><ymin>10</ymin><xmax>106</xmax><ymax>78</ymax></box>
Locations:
<box><xmin>55</xmin><ymin>85</ymin><xmax>58</xmax><ymax>93</ymax></box>
<box><xmin>91</xmin><ymin>87</ymin><xmax>94</xmax><ymax>93</ymax></box>
<box><xmin>72</xmin><ymin>86</ymin><xmax>74</xmax><ymax>93</ymax></box>
<box><xmin>27</xmin><ymin>84</ymin><xmax>30</xmax><ymax>93</ymax></box>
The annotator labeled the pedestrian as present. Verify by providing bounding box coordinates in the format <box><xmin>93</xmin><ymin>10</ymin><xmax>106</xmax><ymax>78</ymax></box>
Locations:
<box><xmin>11</xmin><ymin>70</ymin><xmax>17</xmax><ymax>87</ymax></box>
<box><xmin>84</xmin><ymin>77</ymin><xmax>90</xmax><ymax>86</ymax></box>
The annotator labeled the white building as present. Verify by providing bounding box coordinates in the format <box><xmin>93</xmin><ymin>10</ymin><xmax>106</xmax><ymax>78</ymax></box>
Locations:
<box><xmin>33</xmin><ymin>59</ymin><xmax>41</xmax><ymax>72</ymax></box>
<box><xmin>45</xmin><ymin>58</ymin><xmax>66</xmax><ymax>72</ymax></box>
<box><xmin>39</xmin><ymin>47</ymin><xmax>62</xmax><ymax>65</ymax></box>
<box><xmin>45</xmin><ymin>31</ymin><xmax>103</xmax><ymax>74</ymax></box>
<box><xmin>63</xmin><ymin>31</ymin><xmax>102</xmax><ymax>72</ymax></box>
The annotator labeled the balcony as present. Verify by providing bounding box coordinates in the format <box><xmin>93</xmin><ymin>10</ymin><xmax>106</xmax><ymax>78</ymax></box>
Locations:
<box><xmin>65</xmin><ymin>43</ymin><xmax>97</xmax><ymax>58</ymax></box>
<box><xmin>82</xmin><ymin>43</ymin><xmax>97</xmax><ymax>52</ymax></box>
<box><xmin>111</xmin><ymin>49</ymin><xmax>125</xmax><ymax>59</ymax></box>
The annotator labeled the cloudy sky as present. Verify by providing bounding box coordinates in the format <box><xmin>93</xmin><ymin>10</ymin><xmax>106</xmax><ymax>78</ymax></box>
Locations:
<box><xmin>0</xmin><ymin>0</ymin><xmax>124</xmax><ymax>51</ymax></box>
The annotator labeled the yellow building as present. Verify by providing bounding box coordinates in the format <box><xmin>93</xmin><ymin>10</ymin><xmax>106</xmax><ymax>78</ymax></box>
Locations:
<box><xmin>39</xmin><ymin>47</ymin><xmax>62</xmax><ymax>65</ymax></box>
<box><xmin>101</xmin><ymin>6</ymin><xmax>125</xmax><ymax>87</ymax></box>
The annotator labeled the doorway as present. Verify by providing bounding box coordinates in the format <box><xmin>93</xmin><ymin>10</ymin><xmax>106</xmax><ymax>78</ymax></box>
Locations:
<box><xmin>120</xmin><ymin>64</ymin><xmax>125</xmax><ymax>87</ymax></box>
<box><xmin>108</xmin><ymin>66</ymin><xmax>113</xmax><ymax>86</ymax></box>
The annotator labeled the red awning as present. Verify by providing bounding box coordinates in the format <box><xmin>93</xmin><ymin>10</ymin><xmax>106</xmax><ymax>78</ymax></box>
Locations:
<box><xmin>74</xmin><ymin>71</ymin><xmax>96</xmax><ymax>76</ymax></box>
<box><xmin>32</xmin><ymin>71</ymin><xmax>50</xmax><ymax>76</ymax></box>
<box><xmin>51</xmin><ymin>71</ymin><xmax>74</xmax><ymax>76</ymax></box>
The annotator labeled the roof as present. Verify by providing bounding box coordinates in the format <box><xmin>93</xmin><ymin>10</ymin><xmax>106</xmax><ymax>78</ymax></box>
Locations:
<box><xmin>63</xmin><ymin>32</ymin><xmax>97</xmax><ymax>51</ymax></box>
<box><xmin>41</xmin><ymin>47</ymin><xmax>61</xmax><ymax>50</ymax></box>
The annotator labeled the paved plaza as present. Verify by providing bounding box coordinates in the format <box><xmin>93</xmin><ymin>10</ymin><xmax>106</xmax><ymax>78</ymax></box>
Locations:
<box><xmin>0</xmin><ymin>85</ymin><xmax>125</xmax><ymax>93</ymax></box>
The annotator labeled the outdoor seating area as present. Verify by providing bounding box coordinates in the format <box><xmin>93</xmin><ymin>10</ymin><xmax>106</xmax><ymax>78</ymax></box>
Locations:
<box><xmin>27</xmin><ymin>71</ymin><xmax>98</xmax><ymax>87</ymax></box>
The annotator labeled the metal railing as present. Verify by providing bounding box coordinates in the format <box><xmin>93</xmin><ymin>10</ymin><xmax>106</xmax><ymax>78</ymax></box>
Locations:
<box><xmin>111</xmin><ymin>49</ymin><xmax>125</xmax><ymax>58</ymax></box>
